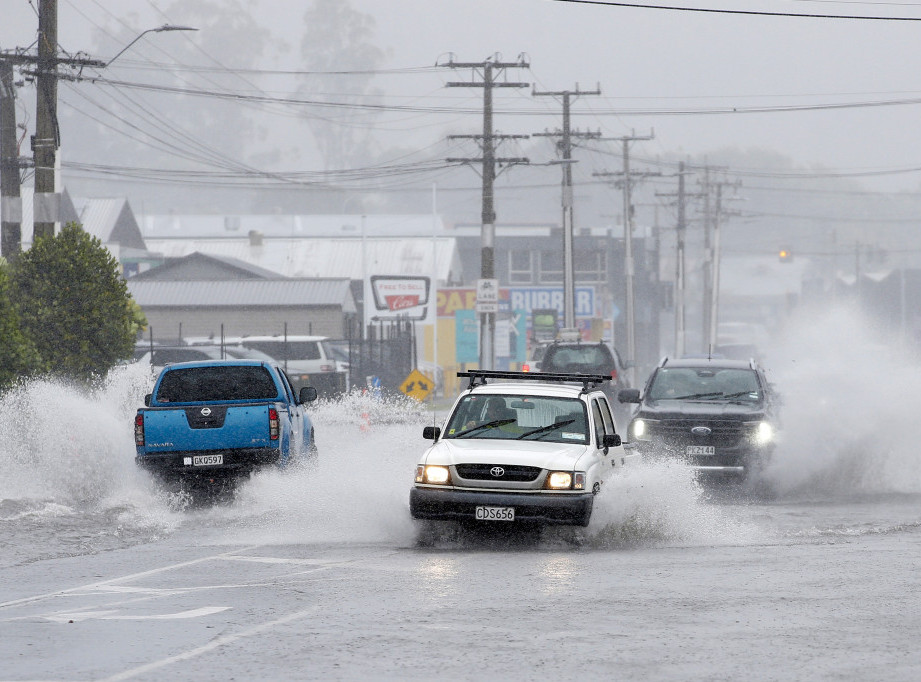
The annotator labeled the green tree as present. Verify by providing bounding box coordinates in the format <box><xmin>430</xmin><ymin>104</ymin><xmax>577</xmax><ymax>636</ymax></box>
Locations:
<box><xmin>12</xmin><ymin>223</ymin><xmax>137</xmax><ymax>381</ymax></box>
<box><xmin>0</xmin><ymin>260</ymin><xmax>35</xmax><ymax>390</ymax></box>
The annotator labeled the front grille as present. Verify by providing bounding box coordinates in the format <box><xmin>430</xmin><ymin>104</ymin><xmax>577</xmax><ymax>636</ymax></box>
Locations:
<box><xmin>454</xmin><ymin>464</ymin><xmax>542</xmax><ymax>482</ymax></box>
<box><xmin>648</xmin><ymin>419</ymin><xmax>750</xmax><ymax>448</ymax></box>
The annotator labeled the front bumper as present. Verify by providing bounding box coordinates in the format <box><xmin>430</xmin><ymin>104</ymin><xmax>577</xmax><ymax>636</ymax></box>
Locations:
<box><xmin>626</xmin><ymin>442</ymin><xmax>767</xmax><ymax>477</ymax></box>
<box><xmin>410</xmin><ymin>487</ymin><xmax>594</xmax><ymax>526</ymax></box>
<box><xmin>135</xmin><ymin>447</ymin><xmax>282</xmax><ymax>478</ymax></box>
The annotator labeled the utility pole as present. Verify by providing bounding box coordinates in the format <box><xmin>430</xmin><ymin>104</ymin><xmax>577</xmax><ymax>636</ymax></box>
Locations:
<box><xmin>532</xmin><ymin>84</ymin><xmax>600</xmax><ymax>330</ymax></box>
<box><xmin>657</xmin><ymin>163</ymin><xmax>707</xmax><ymax>357</ymax></box>
<box><xmin>1</xmin><ymin>0</ymin><xmax>104</xmax><ymax>246</ymax></box>
<box><xmin>1</xmin><ymin>59</ymin><xmax>21</xmax><ymax>261</ymax></box>
<box><xmin>676</xmin><ymin>163</ymin><xmax>686</xmax><ymax>357</ymax></box>
<box><xmin>444</xmin><ymin>54</ymin><xmax>529</xmax><ymax>369</ymax></box>
<box><xmin>593</xmin><ymin>131</ymin><xmax>657</xmax><ymax>384</ymax></box>
<box><xmin>33</xmin><ymin>0</ymin><xmax>59</xmax><ymax>240</ymax></box>
<box><xmin>706</xmin><ymin>178</ymin><xmax>740</xmax><ymax>351</ymax></box>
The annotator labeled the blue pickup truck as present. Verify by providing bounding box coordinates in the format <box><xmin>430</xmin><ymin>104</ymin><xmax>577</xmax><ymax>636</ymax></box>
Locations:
<box><xmin>134</xmin><ymin>359</ymin><xmax>318</xmax><ymax>490</ymax></box>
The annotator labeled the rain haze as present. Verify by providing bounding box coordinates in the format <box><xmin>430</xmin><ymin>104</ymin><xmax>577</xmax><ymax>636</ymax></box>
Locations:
<box><xmin>3</xmin><ymin>1</ymin><xmax>921</xmax><ymax>681</ymax></box>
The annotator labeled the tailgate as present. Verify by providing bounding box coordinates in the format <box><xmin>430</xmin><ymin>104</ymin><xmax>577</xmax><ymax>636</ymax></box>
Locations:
<box><xmin>140</xmin><ymin>404</ymin><xmax>273</xmax><ymax>453</ymax></box>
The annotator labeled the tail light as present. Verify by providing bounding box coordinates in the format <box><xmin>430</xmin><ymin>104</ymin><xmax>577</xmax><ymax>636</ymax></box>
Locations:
<box><xmin>268</xmin><ymin>407</ymin><xmax>280</xmax><ymax>440</ymax></box>
<box><xmin>610</xmin><ymin>369</ymin><xmax>618</xmax><ymax>381</ymax></box>
<box><xmin>522</xmin><ymin>364</ymin><xmax>530</xmax><ymax>372</ymax></box>
<box><xmin>134</xmin><ymin>414</ymin><xmax>145</xmax><ymax>446</ymax></box>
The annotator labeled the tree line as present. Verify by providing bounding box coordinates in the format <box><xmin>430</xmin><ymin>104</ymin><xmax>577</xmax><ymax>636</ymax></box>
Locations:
<box><xmin>0</xmin><ymin>222</ymin><xmax>145</xmax><ymax>391</ymax></box>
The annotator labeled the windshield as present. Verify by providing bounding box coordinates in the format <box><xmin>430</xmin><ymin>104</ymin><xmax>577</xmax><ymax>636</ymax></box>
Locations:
<box><xmin>647</xmin><ymin>367</ymin><xmax>762</xmax><ymax>403</ymax></box>
<box><xmin>444</xmin><ymin>394</ymin><xmax>588</xmax><ymax>443</ymax></box>
<box><xmin>156</xmin><ymin>366</ymin><xmax>279</xmax><ymax>402</ymax></box>
<box><xmin>241</xmin><ymin>340</ymin><xmax>321</xmax><ymax>361</ymax></box>
<box><xmin>542</xmin><ymin>345</ymin><xmax>613</xmax><ymax>372</ymax></box>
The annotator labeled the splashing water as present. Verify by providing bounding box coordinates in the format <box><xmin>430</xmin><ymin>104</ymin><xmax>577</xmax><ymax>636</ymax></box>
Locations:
<box><xmin>763</xmin><ymin>304</ymin><xmax>921</xmax><ymax>497</ymax></box>
<box><xmin>0</xmin><ymin>363</ymin><xmax>183</xmax><ymax>567</ymax></box>
<box><xmin>584</xmin><ymin>461</ymin><xmax>765</xmax><ymax>548</ymax></box>
<box><xmin>0</xmin><ymin>365</ymin><xmax>780</xmax><ymax>565</ymax></box>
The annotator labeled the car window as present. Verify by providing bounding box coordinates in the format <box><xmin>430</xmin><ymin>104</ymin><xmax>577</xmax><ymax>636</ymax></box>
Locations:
<box><xmin>156</xmin><ymin>366</ymin><xmax>279</xmax><ymax>402</ymax></box>
<box><xmin>274</xmin><ymin>367</ymin><xmax>296</xmax><ymax>402</ymax></box>
<box><xmin>243</xmin><ymin>340</ymin><xmax>321</xmax><ymax>361</ymax></box>
<box><xmin>151</xmin><ymin>348</ymin><xmax>215</xmax><ymax>365</ymax></box>
<box><xmin>648</xmin><ymin>367</ymin><xmax>761</xmax><ymax>402</ymax></box>
<box><xmin>591</xmin><ymin>400</ymin><xmax>606</xmax><ymax>445</ymax></box>
<box><xmin>593</xmin><ymin>397</ymin><xmax>615</xmax><ymax>435</ymax></box>
<box><xmin>444</xmin><ymin>394</ymin><xmax>588</xmax><ymax>444</ymax></box>
<box><xmin>544</xmin><ymin>345</ymin><xmax>613</xmax><ymax>371</ymax></box>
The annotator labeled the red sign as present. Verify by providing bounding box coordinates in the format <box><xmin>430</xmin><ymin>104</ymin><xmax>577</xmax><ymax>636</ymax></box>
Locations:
<box><xmin>385</xmin><ymin>295</ymin><xmax>421</xmax><ymax>311</ymax></box>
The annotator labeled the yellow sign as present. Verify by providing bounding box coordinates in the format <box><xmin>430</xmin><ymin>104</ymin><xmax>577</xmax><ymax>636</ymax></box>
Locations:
<box><xmin>400</xmin><ymin>369</ymin><xmax>434</xmax><ymax>401</ymax></box>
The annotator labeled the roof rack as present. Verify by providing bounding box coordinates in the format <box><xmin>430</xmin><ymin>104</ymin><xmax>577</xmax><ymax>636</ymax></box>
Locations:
<box><xmin>457</xmin><ymin>369</ymin><xmax>609</xmax><ymax>393</ymax></box>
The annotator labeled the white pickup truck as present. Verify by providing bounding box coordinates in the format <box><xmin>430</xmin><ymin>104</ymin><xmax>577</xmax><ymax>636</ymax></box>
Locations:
<box><xmin>410</xmin><ymin>370</ymin><xmax>638</xmax><ymax>527</ymax></box>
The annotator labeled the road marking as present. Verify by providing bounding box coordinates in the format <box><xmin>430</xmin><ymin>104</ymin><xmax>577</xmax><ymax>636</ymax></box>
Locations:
<box><xmin>43</xmin><ymin>606</ymin><xmax>231</xmax><ymax>623</ymax></box>
<box><xmin>99</xmin><ymin>606</ymin><xmax>319</xmax><ymax>682</ymax></box>
<box><xmin>0</xmin><ymin>545</ymin><xmax>260</xmax><ymax>610</ymax></box>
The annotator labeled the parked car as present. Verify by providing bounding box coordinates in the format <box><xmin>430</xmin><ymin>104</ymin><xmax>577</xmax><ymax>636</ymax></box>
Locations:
<box><xmin>233</xmin><ymin>335</ymin><xmax>347</xmax><ymax>396</ymax></box>
<box><xmin>132</xmin><ymin>343</ymin><xmax>277</xmax><ymax>374</ymax></box>
<box><xmin>618</xmin><ymin>357</ymin><xmax>780</xmax><ymax>482</ymax></box>
<box><xmin>410</xmin><ymin>369</ymin><xmax>638</xmax><ymax>527</ymax></box>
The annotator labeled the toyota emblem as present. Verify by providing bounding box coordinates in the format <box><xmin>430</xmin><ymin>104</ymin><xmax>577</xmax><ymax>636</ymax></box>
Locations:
<box><xmin>490</xmin><ymin>466</ymin><xmax>505</xmax><ymax>477</ymax></box>
<box><xmin>200</xmin><ymin>407</ymin><xmax>212</xmax><ymax>416</ymax></box>
<box><xmin>690</xmin><ymin>426</ymin><xmax>711</xmax><ymax>436</ymax></box>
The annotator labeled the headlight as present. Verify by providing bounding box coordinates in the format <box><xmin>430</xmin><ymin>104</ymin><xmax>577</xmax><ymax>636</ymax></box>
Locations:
<box><xmin>753</xmin><ymin>421</ymin><xmax>774</xmax><ymax>445</ymax></box>
<box><xmin>416</xmin><ymin>464</ymin><xmax>450</xmax><ymax>485</ymax></box>
<box><xmin>546</xmin><ymin>471</ymin><xmax>573</xmax><ymax>489</ymax></box>
<box><xmin>630</xmin><ymin>418</ymin><xmax>654</xmax><ymax>441</ymax></box>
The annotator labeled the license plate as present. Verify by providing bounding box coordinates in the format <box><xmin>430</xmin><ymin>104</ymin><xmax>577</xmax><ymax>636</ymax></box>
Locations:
<box><xmin>192</xmin><ymin>454</ymin><xmax>223</xmax><ymax>466</ymax></box>
<box><xmin>686</xmin><ymin>446</ymin><xmax>715</xmax><ymax>456</ymax></box>
<box><xmin>475</xmin><ymin>506</ymin><xmax>515</xmax><ymax>521</ymax></box>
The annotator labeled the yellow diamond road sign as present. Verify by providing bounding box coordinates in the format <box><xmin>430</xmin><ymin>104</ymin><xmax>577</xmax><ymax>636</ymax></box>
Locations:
<box><xmin>400</xmin><ymin>369</ymin><xmax>434</xmax><ymax>401</ymax></box>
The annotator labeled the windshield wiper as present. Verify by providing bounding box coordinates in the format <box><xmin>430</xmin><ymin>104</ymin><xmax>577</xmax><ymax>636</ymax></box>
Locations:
<box><xmin>698</xmin><ymin>390</ymin><xmax>760</xmax><ymax>401</ymax></box>
<box><xmin>456</xmin><ymin>418</ymin><xmax>516</xmax><ymax>437</ymax></box>
<box><xmin>670</xmin><ymin>391</ymin><xmax>723</xmax><ymax>400</ymax></box>
<box><xmin>516</xmin><ymin>419</ymin><xmax>575</xmax><ymax>440</ymax></box>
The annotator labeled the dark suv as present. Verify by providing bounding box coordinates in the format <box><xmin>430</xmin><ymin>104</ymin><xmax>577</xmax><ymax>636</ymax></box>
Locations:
<box><xmin>618</xmin><ymin>357</ymin><xmax>779</xmax><ymax>481</ymax></box>
<box><xmin>538</xmin><ymin>341</ymin><xmax>631</xmax><ymax>426</ymax></box>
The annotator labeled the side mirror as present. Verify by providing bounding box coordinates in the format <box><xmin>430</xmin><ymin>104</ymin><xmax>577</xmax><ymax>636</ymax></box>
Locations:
<box><xmin>602</xmin><ymin>433</ymin><xmax>622</xmax><ymax>448</ymax></box>
<box><xmin>144</xmin><ymin>393</ymin><xmax>151</xmax><ymax>407</ymax></box>
<box><xmin>618</xmin><ymin>388</ymin><xmax>641</xmax><ymax>404</ymax></box>
<box><xmin>423</xmin><ymin>426</ymin><xmax>441</xmax><ymax>440</ymax></box>
<box><xmin>299</xmin><ymin>386</ymin><xmax>318</xmax><ymax>403</ymax></box>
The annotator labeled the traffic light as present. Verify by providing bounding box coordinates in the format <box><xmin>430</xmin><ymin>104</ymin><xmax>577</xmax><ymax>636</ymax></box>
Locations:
<box><xmin>778</xmin><ymin>247</ymin><xmax>793</xmax><ymax>263</ymax></box>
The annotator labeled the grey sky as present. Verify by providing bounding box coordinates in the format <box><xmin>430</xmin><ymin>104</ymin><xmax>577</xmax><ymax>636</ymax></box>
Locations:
<box><xmin>3</xmin><ymin>0</ymin><xmax>921</xmax><ymax>193</ymax></box>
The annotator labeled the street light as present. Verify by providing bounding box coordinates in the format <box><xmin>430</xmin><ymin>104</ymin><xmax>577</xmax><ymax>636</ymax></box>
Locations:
<box><xmin>105</xmin><ymin>24</ymin><xmax>198</xmax><ymax>67</ymax></box>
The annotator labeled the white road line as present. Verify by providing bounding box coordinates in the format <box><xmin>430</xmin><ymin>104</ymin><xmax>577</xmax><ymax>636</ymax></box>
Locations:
<box><xmin>0</xmin><ymin>545</ymin><xmax>260</xmax><ymax>610</ymax></box>
<box><xmin>99</xmin><ymin>606</ymin><xmax>319</xmax><ymax>682</ymax></box>
<box><xmin>43</xmin><ymin>606</ymin><xmax>231</xmax><ymax>623</ymax></box>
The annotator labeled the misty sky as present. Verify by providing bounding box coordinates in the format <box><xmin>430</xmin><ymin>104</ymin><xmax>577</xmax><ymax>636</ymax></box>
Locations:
<box><xmin>3</xmin><ymin>0</ymin><xmax>921</xmax><ymax>196</ymax></box>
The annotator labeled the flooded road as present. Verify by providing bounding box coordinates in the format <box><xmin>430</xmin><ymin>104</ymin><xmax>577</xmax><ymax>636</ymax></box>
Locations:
<box><xmin>2</xmin><ymin>317</ymin><xmax>921</xmax><ymax>680</ymax></box>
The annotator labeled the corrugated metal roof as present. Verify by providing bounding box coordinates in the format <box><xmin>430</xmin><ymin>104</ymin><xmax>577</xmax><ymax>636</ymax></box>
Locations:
<box><xmin>77</xmin><ymin>198</ymin><xmax>123</xmax><ymax>242</ymax></box>
<box><xmin>142</xmin><ymin>236</ymin><xmax>462</xmax><ymax>282</ymax></box>
<box><xmin>127</xmin><ymin>279</ymin><xmax>356</xmax><ymax>313</ymax></box>
<box><xmin>131</xmin><ymin>252</ymin><xmax>286</xmax><ymax>281</ymax></box>
<box><xmin>140</xmin><ymin>213</ymin><xmax>447</xmax><ymax>238</ymax></box>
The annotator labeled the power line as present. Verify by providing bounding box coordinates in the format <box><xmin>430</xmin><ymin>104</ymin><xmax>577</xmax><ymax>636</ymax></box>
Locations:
<box><xmin>549</xmin><ymin>0</ymin><xmax>921</xmax><ymax>20</ymax></box>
